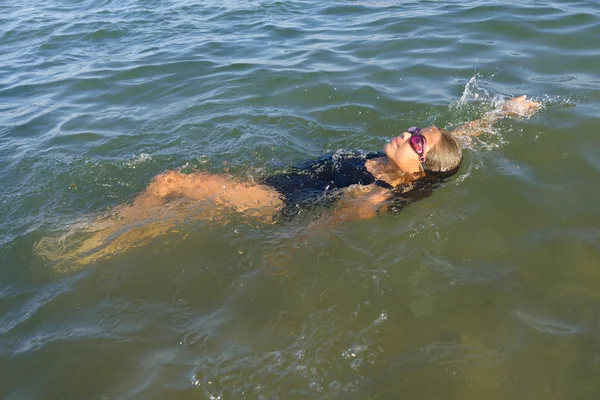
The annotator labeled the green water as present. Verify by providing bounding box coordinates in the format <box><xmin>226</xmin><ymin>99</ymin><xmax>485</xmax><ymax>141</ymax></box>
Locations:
<box><xmin>2</xmin><ymin>0</ymin><xmax>600</xmax><ymax>399</ymax></box>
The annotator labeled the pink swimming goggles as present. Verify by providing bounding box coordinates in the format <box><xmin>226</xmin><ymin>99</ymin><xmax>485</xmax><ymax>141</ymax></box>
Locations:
<box><xmin>407</xmin><ymin>126</ymin><xmax>427</xmax><ymax>171</ymax></box>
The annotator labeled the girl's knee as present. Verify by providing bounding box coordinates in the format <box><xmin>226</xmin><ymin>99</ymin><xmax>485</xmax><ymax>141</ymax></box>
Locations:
<box><xmin>157</xmin><ymin>170</ymin><xmax>181</xmax><ymax>184</ymax></box>
<box><xmin>149</xmin><ymin>170</ymin><xmax>183</xmax><ymax>197</ymax></box>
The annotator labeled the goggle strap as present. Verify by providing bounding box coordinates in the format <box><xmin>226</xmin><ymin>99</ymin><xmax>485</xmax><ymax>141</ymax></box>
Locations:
<box><xmin>408</xmin><ymin>126</ymin><xmax>422</xmax><ymax>135</ymax></box>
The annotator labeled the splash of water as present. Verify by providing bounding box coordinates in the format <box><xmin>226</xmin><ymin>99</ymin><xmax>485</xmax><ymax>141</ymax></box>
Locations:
<box><xmin>456</xmin><ymin>76</ymin><xmax>498</xmax><ymax>105</ymax></box>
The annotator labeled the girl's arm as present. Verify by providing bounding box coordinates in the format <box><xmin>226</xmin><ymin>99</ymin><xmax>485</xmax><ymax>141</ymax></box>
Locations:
<box><xmin>293</xmin><ymin>185</ymin><xmax>391</xmax><ymax>240</ymax></box>
<box><xmin>264</xmin><ymin>184</ymin><xmax>390</xmax><ymax>268</ymax></box>
<box><xmin>336</xmin><ymin>185</ymin><xmax>392</xmax><ymax>220</ymax></box>
<box><xmin>449</xmin><ymin>95</ymin><xmax>542</xmax><ymax>137</ymax></box>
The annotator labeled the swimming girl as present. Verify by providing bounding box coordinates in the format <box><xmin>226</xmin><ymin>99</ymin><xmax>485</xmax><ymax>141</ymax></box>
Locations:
<box><xmin>39</xmin><ymin>95</ymin><xmax>541</xmax><ymax>270</ymax></box>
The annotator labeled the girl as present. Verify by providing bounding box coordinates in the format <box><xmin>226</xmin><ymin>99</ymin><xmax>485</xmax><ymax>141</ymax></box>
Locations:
<box><xmin>39</xmin><ymin>95</ymin><xmax>541</xmax><ymax>271</ymax></box>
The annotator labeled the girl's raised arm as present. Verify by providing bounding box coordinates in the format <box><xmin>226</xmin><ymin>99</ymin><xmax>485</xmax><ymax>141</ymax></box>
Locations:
<box><xmin>449</xmin><ymin>95</ymin><xmax>542</xmax><ymax>137</ymax></box>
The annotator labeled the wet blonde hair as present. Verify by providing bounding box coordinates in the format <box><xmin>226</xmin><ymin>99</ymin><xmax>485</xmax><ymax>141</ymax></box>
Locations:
<box><xmin>424</xmin><ymin>128</ymin><xmax>462</xmax><ymax>176</ymax></box>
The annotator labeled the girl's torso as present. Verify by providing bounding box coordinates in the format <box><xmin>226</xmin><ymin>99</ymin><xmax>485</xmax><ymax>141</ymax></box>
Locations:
<box><xmin>263</xmin><ymin>150</ymin><xmax>391</xmax><ymax>217</ymax></box>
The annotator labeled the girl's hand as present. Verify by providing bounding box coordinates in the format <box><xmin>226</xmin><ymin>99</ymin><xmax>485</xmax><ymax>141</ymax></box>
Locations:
<box><xmin>345</xmin><ymin>184</ymin><xmax>373</xmax><ymax>198</ymax></box>
<box><xmin>501</xmin><ymin>95</ymin><xmax>542</xmax><ymax>118</ymax></box>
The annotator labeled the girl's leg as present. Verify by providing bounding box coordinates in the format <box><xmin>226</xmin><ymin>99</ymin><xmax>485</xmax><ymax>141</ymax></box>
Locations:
<box><xmin>122</xmin><ymin>170</ymin><xmax>284</xmax><ymax>221</ymax></box>
<box><xmin>40</xmin><ymin>171</ymin><xmax>284</xmax><ymax>272</ymax></box>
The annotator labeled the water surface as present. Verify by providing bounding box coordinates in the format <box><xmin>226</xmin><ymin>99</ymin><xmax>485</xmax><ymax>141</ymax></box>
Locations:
<box><xmin>2</xmin><ymin>0</ymin><xmax>600</xmax><ymax>399</ymax></box>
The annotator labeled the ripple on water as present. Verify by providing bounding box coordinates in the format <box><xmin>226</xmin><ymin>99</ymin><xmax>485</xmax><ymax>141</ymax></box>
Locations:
<box><xmin>0</xmin><ymin>273</ymin><xmax>85</xmax><ymax>354</ymax></box>
<box><xmin>579</xmin><ymin>140</ymin><xmax>600</xmax><ymax>173</ymax></box>
<box><xmin>1</xmin><ymin>0</ymin><xmax>600</xmax><ymax>398</ymax></box>
<box><xmin>515</xmin><ymin>310</ymin><xmax>583</xmax><ymax>335</ymax></box>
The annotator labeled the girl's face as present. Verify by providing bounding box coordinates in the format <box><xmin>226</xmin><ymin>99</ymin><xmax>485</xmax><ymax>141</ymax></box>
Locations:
<box><xmin>384</xmin><ymin>126</ymin><xmax>442</xmax><ymax>173</ymax></box>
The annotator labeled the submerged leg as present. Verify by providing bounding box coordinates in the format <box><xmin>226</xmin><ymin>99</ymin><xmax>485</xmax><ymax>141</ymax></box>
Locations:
<box><xmin>38</xmin><ymin>171</ymin><xmax>284</xmax><ymax>273</ymax></box>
